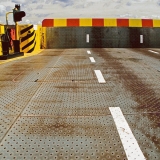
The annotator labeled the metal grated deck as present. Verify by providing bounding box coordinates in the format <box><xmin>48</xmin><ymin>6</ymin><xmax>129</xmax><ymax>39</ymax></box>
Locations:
<box><xmin>0</xmin><ymin>48</ymin><xmax>160</xmax><ymax>160</ymax></box>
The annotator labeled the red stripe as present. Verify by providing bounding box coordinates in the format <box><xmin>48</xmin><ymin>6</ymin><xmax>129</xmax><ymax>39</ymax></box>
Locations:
<box><xmin>92</xmin><ymin>18</ymin><xmax>104</xmax><ymax>26</ymax></box>
<box><xmin>67</xmin><ymin>19</ymin><xmax>79</xmax><ymax>27</ymax></box>
<box><xmin>117</xmin><ymin>19</ymin><xmax>129</xmax><ymax>27</ymax></box>
<box><xmin>142</xmin><ymin>19</ymin><xmax>153</xmax><ymax>27</ymax></box>
<box><xmin>11</xmin><ymin>29</ymin><xmax>15</xmax><ymax>40</ymax></box>
<box><xmin>42</xmin><ymin>19</ymin><xmax>54</xmax><ymax>27</ymax></box>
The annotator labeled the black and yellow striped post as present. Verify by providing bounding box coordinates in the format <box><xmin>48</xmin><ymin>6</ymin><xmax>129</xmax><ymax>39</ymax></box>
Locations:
<box><xmin>19</xmin><ymin>24</ymin><xmax>37</xmax><ymax>53</ymax></box>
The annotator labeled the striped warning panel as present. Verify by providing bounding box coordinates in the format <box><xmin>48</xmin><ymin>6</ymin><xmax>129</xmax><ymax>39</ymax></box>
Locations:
<box><xmin>19</xmin><ymin>25</ymin><xmax>36</xmax><ymax>53</ymax></box>
<box><xmin>42</xmin><ymin>18</ymin><xmax>160</xmax><ymax>27</ymax></box>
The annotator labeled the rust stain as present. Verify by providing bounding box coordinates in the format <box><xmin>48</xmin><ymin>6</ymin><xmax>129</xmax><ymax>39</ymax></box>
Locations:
<box><xmin>92</xmin><ymin>48</ymin><xmax>160</xmax><ymax>150</ymax></box>
<box><xmin>74</xmin><ymin>56</ymin><xmax>86</xmax><ymax>59</ymax></box>
<box><xmin>12</xmin><ymin>68</ymin><xmax>32</xmax><ymax>82</ymax></box>
<box><xmin>130</xmin><ymin>48</ymin><xmax>160</xmax><ymax>60</ymax></box>
<box><xmin>27</xmin><ymin>116</ymin><xmax>110</xmax><ymax>138</ymax></box>
<box><xmin>0</xmin><ymin>50</ymin><xmax>64</xmax><ymax>82</ymax></box>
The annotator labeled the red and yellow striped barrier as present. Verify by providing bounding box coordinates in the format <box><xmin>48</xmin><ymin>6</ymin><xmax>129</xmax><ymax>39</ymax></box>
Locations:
<box><xmin>42</xmin><ymin>18</ymin><xmax>160</xmax><ymax>27</ymax></box>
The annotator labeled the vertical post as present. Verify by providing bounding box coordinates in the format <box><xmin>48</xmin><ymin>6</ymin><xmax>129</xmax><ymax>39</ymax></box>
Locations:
<box><xmin>15</xmin><ymin>22</ymin><xmax>19</xmax><ymax>40</ymax></box>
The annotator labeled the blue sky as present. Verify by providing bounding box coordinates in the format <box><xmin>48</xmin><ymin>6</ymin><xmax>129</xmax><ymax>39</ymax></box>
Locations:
<box><xmin>0</xmin><ymin>0</ymin><xmax>160</xmax><ymax>24</ymax></box>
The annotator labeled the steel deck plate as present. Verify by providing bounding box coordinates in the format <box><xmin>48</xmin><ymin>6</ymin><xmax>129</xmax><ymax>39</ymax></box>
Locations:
<box><xmin>0</xmin><ymin>48</ymin><xmax>160</xmax><ymax>160</ymax></box>
<box><xmin>1</xmin><ymin>116</ymin><xmax>127</xmax><ymax>160</ymax></box>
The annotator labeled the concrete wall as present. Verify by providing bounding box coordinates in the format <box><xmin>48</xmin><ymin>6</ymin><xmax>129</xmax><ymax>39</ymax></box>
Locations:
<box><xmin>46</xmin><ymin>27</ymin><xmax>160</xmax><ymax>48</ymax></box>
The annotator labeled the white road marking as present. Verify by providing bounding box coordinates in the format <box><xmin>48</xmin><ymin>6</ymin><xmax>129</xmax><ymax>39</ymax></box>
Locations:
<box><xmin>89</xmin><ymin>57</ymin><xmax>95</xmax><ymax>63</ymax></box>
<box><xmin>109</xmin><ymin>107</ymin><xmax>146</xmax><ymax>160</ymax></box>
<box><xmin>148</xmin><ymin>50</ymin><xmax>159</xmax><ymax>55</ymax></box>
<box><xmin>94</xmin><ymin>70</ymin><xmax>106</xmax><ymax>83</ymax></box>
<box><xmin>87</xmin><ymin>50</ymin><xmax>91</xmax><ymax>54</ymax></box>
<box><xmin>86</xmin><ymin>34</ymin><xmax>89</xmax><ymax>43</ymax></box>
<box><xmin>140</xmin><ymin>35</ymin><xmax>143</xmax><ymax>43</ymax></box>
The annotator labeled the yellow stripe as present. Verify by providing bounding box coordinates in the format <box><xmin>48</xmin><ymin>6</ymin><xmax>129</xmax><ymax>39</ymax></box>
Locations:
<box><xmin>80</xmin><ymin>18</ymin><xmax>92</xmax><ymax>26</ymax></box>
<box><xmin>23</xmin><ymin>33</ymin><xmax>36</xmax><ymax>53</ymax></box>
<box><xmin>104</xmin><ymin>18</ymin><xmax>117</xmax><ymax>27</ymax></box>
<box><xmin>0</xmin><ymin>50</ymin><xmax>44</xmax><ymax>65</ymax></box>
<box><xmin>20</xmin><ymin>27</ymin><xmax>34</xmax><ymax>52</ymax></box>
<box><xmin>153</xmin><ymin>19</ymin><xmax>160</xmax><ymax>27</ymax></box>
<box><xmin>54</xmin><ymin>19</ymin><xmax>67</xmax><ymax>27</ymax></box>
<box><xmin>34</xmin><ymin>25</ymin><xmax>41</xmax><ymax>51</ymax></box>
<box><xmin>129</xmin><ymin>19</ymin><xmax>142</xmax><ymax>27</ymax></box>
<box><xmin>0</xmin><ymin>25</ymin><xmax>5</xmax><ymax>34</ymax></box>
<box><xmin>19</xmin><ymin>24</ymin><xmax>32</xmax><ymax>37</ymax></box>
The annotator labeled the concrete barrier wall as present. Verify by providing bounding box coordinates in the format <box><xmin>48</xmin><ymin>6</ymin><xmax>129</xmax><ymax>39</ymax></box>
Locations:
<box><xmin>46</xmin><ymin>27</ymin><xmax>160</xmax><ymax>48</ymax></box>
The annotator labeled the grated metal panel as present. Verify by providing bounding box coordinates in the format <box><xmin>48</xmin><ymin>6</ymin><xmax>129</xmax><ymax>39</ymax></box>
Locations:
<box><xmin>91</xmin><ymin>48</ymin><xmax>160</xmax><ymax>113</ymax></box>
<box><xmin>0</xmin><ymin>116</ymin><xmax>127</xmax><ymax>160</ymax></box>
<box><xmin>124</xmin><ymin>114</ymin><xmax>160</xmax><ymax>160</ymax></box>
<box><xmin>0</xmin><ymin>49</ymin><xmax>64</xmax><ymax>143</ymax></box>
<box><xmin>22</xmin><ymin>83</ymin><xmax>112</xmax><ymax>116</ymax></box>
<box><xmin>0</xmin><ymin>82</ymin><xmax>41</xmax><ymax>141</ymax></box>
<box><xmin>0</xmin><ymin>48</ymin><xmax>160</xmax><ymax>159</ymax></box>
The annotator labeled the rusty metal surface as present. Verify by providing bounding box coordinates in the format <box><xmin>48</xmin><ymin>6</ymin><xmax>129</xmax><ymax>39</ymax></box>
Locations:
<box><xmin>46</xmin><ymin>27</ymin><xmax>160</xmax><ymax>48</ymax></box>
<box><xmin>0</xmin><ymin>48</ymin><xmax>160</xmax><ymax>159</ymax></box>
<box><xmin>91</xmin><ymin>48</ymin><xmax>160</xmax><ymax>160</ymax></box>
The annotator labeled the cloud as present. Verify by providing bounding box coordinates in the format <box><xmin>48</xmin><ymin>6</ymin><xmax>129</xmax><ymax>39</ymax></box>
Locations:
<box><xmin>8</xmin><ymin>20</ymin><xmax>14</xmax><ymax>25</ymax></box>
<box><xmin>31</xmin><ymin>0</ymin><xmax>37</xmax><ymax>3</ymax></box>
<box><xmin>126</xmin><ymin>2</ymin><xmax>132</xmax><ymax>6</ymax></box>
<box><xmin>0</xmin><ymin>0</ymin><xmax>160</xmax><ymax>24</ymax></box>
<box><xmin>6</xmin><ymin>6</ymin><xmax>13</xmax><ymax>12</ymax></box>
<box><xmin>11</xmin><ymin>0</ymin><xmax>26</xmax><ymax>3</ymax></box>
<box><xmin>25</xmin><ymin>19</ymin><xmax>30</xmax><ymax>24</ymax></box>
<box><xmin>0</xmin><ymin>5</ymin><xmax>6</xmax><ymax>16</ymax></box>
<box><xmin>36</xmin><ymin>5</ymin><xmax>43</xmax><ymax>9</ymax></box>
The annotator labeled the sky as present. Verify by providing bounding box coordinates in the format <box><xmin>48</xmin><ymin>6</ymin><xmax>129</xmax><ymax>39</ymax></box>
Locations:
<box><xmin>0</xmin><ymin>0</ymin><xmax>160</xmax><ymax>24</ymax></box>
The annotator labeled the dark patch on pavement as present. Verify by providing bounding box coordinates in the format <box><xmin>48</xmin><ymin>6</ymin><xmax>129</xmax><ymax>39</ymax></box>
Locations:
<box><xmin>129</xmin><ymin>48</ymin><xmax>160</xmax><ymax>60</ymax></box>
<box><xmin>92</xmin><ymin>48</ymin><xmax>160</xmax><ymax>152</ymax></box>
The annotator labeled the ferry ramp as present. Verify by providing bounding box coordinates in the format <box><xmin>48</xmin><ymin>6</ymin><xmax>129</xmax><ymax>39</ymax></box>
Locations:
<box><xmin>0</xmin><ymin>47</ymin><xmax>160</xmax><ymax>160</ymax></box>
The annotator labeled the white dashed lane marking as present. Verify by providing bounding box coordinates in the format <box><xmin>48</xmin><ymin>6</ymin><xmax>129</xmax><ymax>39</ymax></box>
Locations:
<box><xmin>109</xmin><ymin>107</ymin><xmax>146</xmax><ymax>160</ymax></box>
<box><xmin>87</xmin><ymin>50</ymin><xmax>91</xmax><ymax>54</ymax></box>
<box><xmin>89</xmin><ymin>57</ymin><xmax>95</xmax><ymax>63</ymax></box>
<box><xmin>148</xmin><ymin>50</ymin><xmax>159</xmax><ymax>55</ymax></box>
<box><xmin>94</xmin><ymin>70</ymin><xmax>106</xmax><ymax>83</ymax></box>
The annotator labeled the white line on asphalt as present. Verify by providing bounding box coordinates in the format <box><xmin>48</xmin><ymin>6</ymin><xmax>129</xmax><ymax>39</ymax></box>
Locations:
<box><xmin>148</xmin><ymin>50</ymin><xmax>159</xmax><ymax>55</ymax></box>
<box><xmin>109</xmin><ymin>107</ymin><xmax>146</xmax><ymax>160</ymax></box>
<box><xmin>94</xmin><ymin>70</ymin><xmax>106</xmax><ymax>83</ymax></box>
<box><xmin>89</xmin><ymin>57</ymin><xmax>95</xmax><ymax>63</ymax></box>
<box><xmin>87</xmin><ymin>50</ymin><xmax>91</xmax><ymax>54</ymax></box>
<box><xmin>86</xmin><ymin>34</ymin><xmax>89</xmax><ymax>43</ymax></box>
